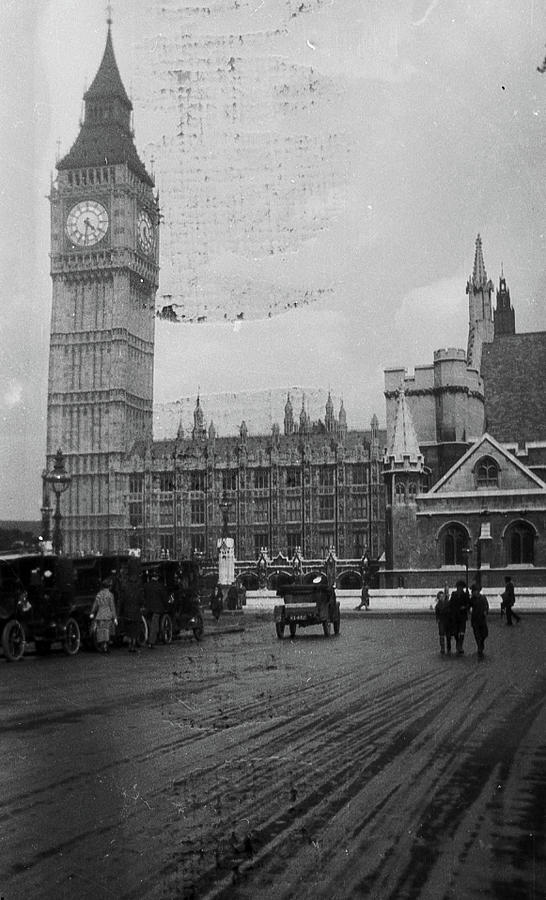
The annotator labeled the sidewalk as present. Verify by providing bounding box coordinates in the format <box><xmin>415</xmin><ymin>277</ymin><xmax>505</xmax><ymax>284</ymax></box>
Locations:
<box><xmin>240</xmin><ymin>588</ymin><xmax>546</xmax><ymax>614</ymax></box>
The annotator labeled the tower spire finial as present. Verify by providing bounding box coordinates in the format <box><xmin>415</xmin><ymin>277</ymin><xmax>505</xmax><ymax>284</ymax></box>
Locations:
<box><xmin>472</xmin><ymin>233</ymin><xmax>488</xmax><ymax>289</ymax></box>
<box><xmin>106</xmin><ymin>2</ymin><xmax>113</xmax><ymax>28</ymax></box>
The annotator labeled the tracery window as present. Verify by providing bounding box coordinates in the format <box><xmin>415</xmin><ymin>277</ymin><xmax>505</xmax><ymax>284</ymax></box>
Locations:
<box><xmin>476</xmin><ymin>456</ymin><xmax>499</xmax><ymax>488</ymax></box>
<box><xmin>442</xmin><ymin>524</ymin><xmax>468</xmax><ymax>566</ymax></box>
<box><xmin>506</xmin><ymin>522</ymin><xmax>534</xmax><ymax>565</ymax></box>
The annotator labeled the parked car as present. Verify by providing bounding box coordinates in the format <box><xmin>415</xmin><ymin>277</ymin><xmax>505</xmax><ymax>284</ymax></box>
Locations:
<box><xmin>0</xmin><ymin>554</ymin><xmax>82</xmax><ymax>659</ymax></box>
<box><xmin>0</xmin><ymin>554</ymin><xmax>33</xmax><ymax>661</ymax></box>
<box><xmin>142</xmin><ymin>559</ymin><xmax>204</xmax><ymax>641</ymax></box>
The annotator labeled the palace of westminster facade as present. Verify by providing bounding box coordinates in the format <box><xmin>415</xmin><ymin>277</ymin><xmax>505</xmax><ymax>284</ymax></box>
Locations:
<box><xmin>44</xmin><ymin>25</ymin><xmax>385</xmax><ymax>566</ymax></box>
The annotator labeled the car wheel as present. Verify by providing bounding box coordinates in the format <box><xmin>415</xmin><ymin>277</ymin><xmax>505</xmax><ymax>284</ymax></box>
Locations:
<box><xmin>322</xmin><ymin>621</ymin><xmax>331</xmax><ymax>637</ymax></box>
<box><xmin>2</xmin><ymin>619</ymin><xmax>25</xmax><ymax>662</ymax></box>
<box><xmin>160</xmin><ymin>614</ymin><xmax>173</xmax><ymax>644</ymax></box>
<box><xmin>63</xmin><ymin>617</ymin><xmax>81</xmax><ymax>656</ymax></box>
<box><xmin>276</xmin><ymin>622</ymin><xmax>285</xmax><ymax>639</ymax></box>
<box><xmin>289</xmin><ymin>623</ymin><xmax>297</xmax><ymax>638</ymax></box>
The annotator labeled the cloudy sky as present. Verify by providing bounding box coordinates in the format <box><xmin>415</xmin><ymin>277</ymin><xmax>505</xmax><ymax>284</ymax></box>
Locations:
<box><xmin>1</xmin><ymin>0</ymin><xmax>546</xmax><ymax>519</ymax></box>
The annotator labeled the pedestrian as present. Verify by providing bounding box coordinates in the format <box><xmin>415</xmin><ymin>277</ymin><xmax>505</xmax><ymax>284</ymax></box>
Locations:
<box><xmin>119</xmin><ymin>558</ymin><xmax>144</xmax><ymax>653</ymax></box>
<box><xmin>143</xmin><ymin>571</ymin><xmax>168</xmax><ymax>647</ymax></box>
<box><xmin>448</xmin><ymin>579</ymin><xmax>470</xmax><ymax>656</ymax></box>
<box><xmin>90</xmin><ymin>578</ymin><xmax>117</xmax><ymax>653</ymax></box>
<box><xmin>227</xmin><ymin>582</ymin><xmax>239</xmax><ymax>610</ymax></box>
<box><xmin>354</xmin><ymin>583</ymin><xmax>370</xmax><ymax>611</ymax></box>
<box><xmin>211</xmin><ymin>584</ymin><xmax>223</xmax><ymax>621</ymax></box>
<box><xmin>469</xmin><ymin>583</ymin><xmax>489</xmax><ymax>659</ymax></box>
<box><xmin>501</xmin><ymin>575</ymin><xmax>521</xmax><ymax>626</ymax></box>
<box><xmin>434</xmin><ymin>589</ymin><xmax>451</xmax><ymax>655</ymax></box>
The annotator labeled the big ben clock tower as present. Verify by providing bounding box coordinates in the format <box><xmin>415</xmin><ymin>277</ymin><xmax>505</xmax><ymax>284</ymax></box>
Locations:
<box><xmin>46</xmin><ymin>20</ymin><xmax>159</xmax><ymax>554</ymax></box>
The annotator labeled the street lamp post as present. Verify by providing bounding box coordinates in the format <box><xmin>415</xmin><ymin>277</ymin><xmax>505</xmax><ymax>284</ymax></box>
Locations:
<box><xmin>462</xmin><ymin>546</ymin><xmax>472</xmax><ymax>590</ymax></box>
<box><xmin>46</xmin><ymin>449</ymin><xmax>72</xmax><ymax>556</ymax></box>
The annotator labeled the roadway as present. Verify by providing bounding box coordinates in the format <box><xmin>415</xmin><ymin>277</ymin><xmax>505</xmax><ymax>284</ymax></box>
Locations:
<box><xmin>1</xmin><ymin>612</ymin><xmax>544</xmax><ymax>899</ymax></box>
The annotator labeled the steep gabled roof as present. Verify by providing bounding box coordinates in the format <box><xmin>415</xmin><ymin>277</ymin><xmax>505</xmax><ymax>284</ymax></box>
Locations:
<box><xmin>427</xmin><ymin>432</ymin><xmax>546</xmax><ymax>495</ymax></box>
<box><xmin>481</xmin><ymin>332</ymin><xmax>546</xmax><ymax>443</ymax></box>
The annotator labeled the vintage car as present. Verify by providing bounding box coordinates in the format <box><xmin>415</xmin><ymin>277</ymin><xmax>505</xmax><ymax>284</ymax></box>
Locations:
<box><xmin>142</xmin><ymin>559</ymin><xmax>204</xmax><ymax>642</ymax></box>
<box><xmin>274</xmin><ymin>582</ymin><xmax>341</xmax><ymax>638</ymax></box>
<box><xmin>0</xmin><ymin>554</ymin><xmax>82</xmax><ymax>660</ymax></box>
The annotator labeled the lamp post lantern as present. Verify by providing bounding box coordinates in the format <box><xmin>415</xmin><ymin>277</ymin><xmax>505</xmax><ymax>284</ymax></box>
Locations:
<box><xmin>46</xmin><ymin>449</ymin><xmax>71</xmax><ymax>555</ymax></box>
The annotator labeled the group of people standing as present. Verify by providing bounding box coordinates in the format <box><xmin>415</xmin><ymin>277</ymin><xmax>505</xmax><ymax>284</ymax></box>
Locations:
<box><xmin>434</xmin><ymin>580</ymin><xmax>488</xmax><ymax>658</ymax></box>
<box><xmin>90</xmin><ymin>559</ymin><xmax>169</xmax><ymax>653</ymax></box>
<box><xmin>435</xmin><ymin>575</ymin><xmax>520</xmax><ymax>659</ymax></box>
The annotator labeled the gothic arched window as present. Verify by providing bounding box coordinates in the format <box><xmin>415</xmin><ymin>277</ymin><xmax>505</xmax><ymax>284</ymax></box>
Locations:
<box><xmin>395</xmin><ymin>482</ymin><xmax>406</xmax><ymax>503</ymax></box>
<box><xmin>476</xmin><ymin>456</ymin><xmax>499</xmax><ymax>488</ymax></box>
<box><xmin>442</xmin><ymin>524</ymin><xmax>468</xmax><ymax>566</ymax></box>
<box><xmin>506</xmin><ymin>522</ymin><xmax>534</xmax><ymax>565</ymax></box>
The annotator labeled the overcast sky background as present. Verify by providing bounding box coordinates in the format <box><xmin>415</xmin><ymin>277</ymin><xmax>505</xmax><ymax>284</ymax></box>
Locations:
<box><xmin>1</xmin><ymin>0</ymin><xmax>546</xmax><ymax>519</ymax></box>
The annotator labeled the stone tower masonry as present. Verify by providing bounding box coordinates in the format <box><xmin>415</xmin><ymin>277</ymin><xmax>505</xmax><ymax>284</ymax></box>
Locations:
<box><xmin>383</xmin><ymin>387</ymin><xmax>426</xmax><ymax>578</ymax></box>
<box><xmin>46</xmin><ymin>21</ymin><xmax>159</xmax><ymax>553</ymax></box>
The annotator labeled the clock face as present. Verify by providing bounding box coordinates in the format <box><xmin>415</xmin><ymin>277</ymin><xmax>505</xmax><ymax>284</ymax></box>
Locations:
<box><xmin>66</xmin><ymin>200</ymin><xmax>109</xmax><ymax>247</ymax></box>
<box><xmin>138</xmin><ymin>210</ymin><xmax>154</xmax><ymax>254</ymax></box>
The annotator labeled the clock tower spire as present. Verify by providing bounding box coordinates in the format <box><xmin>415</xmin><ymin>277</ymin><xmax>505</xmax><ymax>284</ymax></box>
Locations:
<box><xmin>46</xmin><ymin>21</ymin><xmax>159</xmax><ymax>555</ymax></box>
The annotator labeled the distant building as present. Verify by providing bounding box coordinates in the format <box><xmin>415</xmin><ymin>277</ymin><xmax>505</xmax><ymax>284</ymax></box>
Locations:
<box><xmin>123</xmin><ymin>394</ymin><xmax>385</xmax><ymax>564</ymax></box>
<box><xmin>384</xmin><ymin>235</ymin><xmax>546</xmax><ymax>587</ymax></box>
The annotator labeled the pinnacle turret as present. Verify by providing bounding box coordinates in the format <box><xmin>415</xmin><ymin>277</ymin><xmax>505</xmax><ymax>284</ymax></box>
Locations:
<box><xmin>470</xmin><ymin>234</ymin><xmax>488</xmax><ymax>290</ymax></box>
<box><xmin>494</xmin><ymin>271</ymin><xmax>516</xmax><ymax>337</ymax></box>
<box><xmin>466</xmin><ymin>234</ymin><xmax>494</xmax><ymax>369</ymax></box>
<box><xmin>384</xmin><ymin>388</ymin><xmax>424</xmax><ymax>472</ymax></box>
<box><xmin>284</xmin><ymin>393</ymin><xmax>295</xmax><ymax>435</ymax></box>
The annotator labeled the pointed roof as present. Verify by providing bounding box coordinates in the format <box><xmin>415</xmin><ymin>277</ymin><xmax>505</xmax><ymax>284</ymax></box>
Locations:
<box><xmin>57</xmin><ymin>25</ymin><xmax>153</xmax><ymax>186</ymax></box>
<box><xmin>468</xmin><ymin>233</ymin><xmax>490</xmax><ymax>291</ymax></box>
<box><xmin>384</xmin><ymin>388</ymin><xmax>424</xmax><ymax>471</ymax></box>
<box><xmin>194</xmin><ymin>395</ymin><xmax>204</xmax><ymax>426</ymax></box>
<box><xmin>85</xmin><ymin>25</ymin><xmax>132</xmax><ymax>107</ymax></box>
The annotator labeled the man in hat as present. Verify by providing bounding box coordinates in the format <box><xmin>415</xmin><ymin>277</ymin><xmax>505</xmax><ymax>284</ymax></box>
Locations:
<box><xmin>143</xmin><ymin>570</ymin><xmax>168</xmax><ymax>647</ymax></box>
<box><xmin>501</xmin><ymin>575</ymin><xmax>520</xmax><ymax>626</ymax></box>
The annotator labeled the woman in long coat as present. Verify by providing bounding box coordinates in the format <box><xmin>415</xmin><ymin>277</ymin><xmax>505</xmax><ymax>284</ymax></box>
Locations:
<box><xmin>91</xmin><ymin>578</ymin><xmax>117</xmax><ymax>653</ymax></box>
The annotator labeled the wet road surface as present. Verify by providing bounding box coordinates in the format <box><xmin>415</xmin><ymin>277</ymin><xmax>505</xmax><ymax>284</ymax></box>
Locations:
<box><xmin>1</xmin><ymin>613</ymin><xmax>545</xmax><ymax>899</ymax></box>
